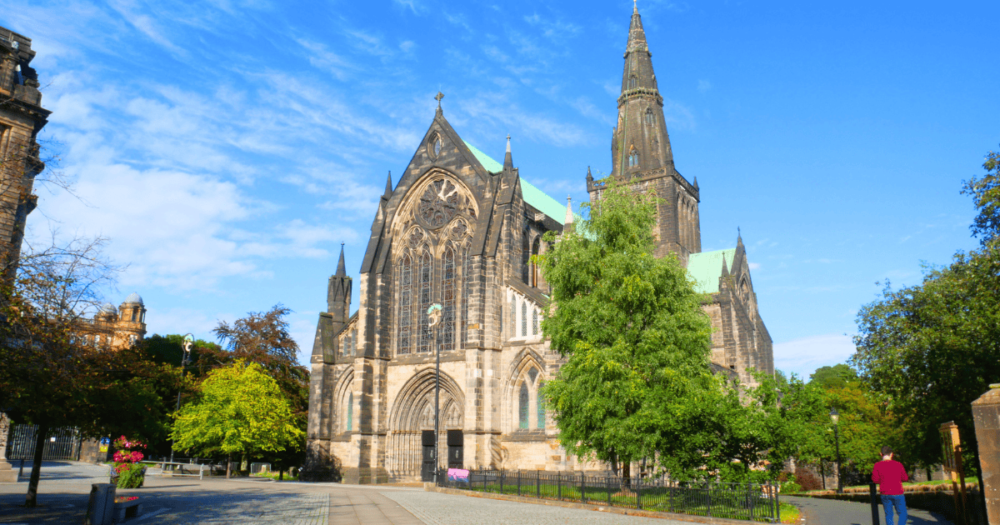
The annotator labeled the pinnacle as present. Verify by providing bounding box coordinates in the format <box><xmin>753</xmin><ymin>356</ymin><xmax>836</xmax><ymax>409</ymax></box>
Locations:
<box><xmin>503</xmin><ymin>134</ymin><xmax>513</xmax><ymax>170</ymax></box>
<box><xmin>335</xmin><ymin>243</ymin><xmax>346</xmax><ymax>277</ymax></box>
<box><xmin>383</xmin><ymin>171</ymin><xmax>393</xmax><ymax>199</ymax></box>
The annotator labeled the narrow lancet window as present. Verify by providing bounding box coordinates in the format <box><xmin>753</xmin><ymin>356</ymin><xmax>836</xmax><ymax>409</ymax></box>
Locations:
<box><xmin>519</xmin><ymin>382</ymin><xmax>529</xmax><ymax>429</ymax></box>
<box><xmin>443</xmin><ymin>248</ymin><xmax>456</xmax><ymax>350</ymax></box>
<box><xmin>346</xmin><ymin>392</ymin><xmax>353</xmax><ymax>432</ymax></box>
<box><xmin>399</xmin><ymin>255</ymin><xmax>413</xmax><ymax>355</ymax></box>
<box><xmin>537</xmin><ymin>381</ymin><xmax>546</xmax><ymax>429</ymax></box>
<box><xmin>418</xmin><ymin>252</ymin><xmax>432</xmax><ymax>353</ymax></box>
<box><xmin>521</xmin><ymin>301</ymin><xmax>527</xmax><ymax>337</ymax></box>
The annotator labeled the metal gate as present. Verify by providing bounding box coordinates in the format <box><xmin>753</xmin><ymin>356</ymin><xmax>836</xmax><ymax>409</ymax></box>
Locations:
<box><xmin>6</xmin><ymin>425</ymin><xmax>82</xmax><ymax>461</ymax></box>
<box><xmin>421</xmin><ymin>430</ymin><xmax>436</xmax><ymax>482</ymax></box>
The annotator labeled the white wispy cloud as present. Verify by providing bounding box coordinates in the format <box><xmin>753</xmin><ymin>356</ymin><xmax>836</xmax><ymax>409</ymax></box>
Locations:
<box><xmin>773</xmin><ymin>333</ymin><xmax>857</xmax><ymax>380</ymax></box>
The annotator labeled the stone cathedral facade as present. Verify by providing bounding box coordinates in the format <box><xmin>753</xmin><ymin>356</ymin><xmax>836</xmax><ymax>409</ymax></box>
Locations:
<box><xmin>306</xmin><ymin>6</ymin><xmax>773</xmax><ymax>484</ymax></box>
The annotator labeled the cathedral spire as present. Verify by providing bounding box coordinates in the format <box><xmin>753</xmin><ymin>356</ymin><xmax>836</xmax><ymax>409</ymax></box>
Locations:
<box><xmin>503</xmin><ymin>134</ymin><xmax>513</xmax><ymax>170</ymax></box>
<box><xmin>611</xmin><ymin>3</ymin><xmax>675</xmax><ymax>178</ymax></box>
<box><xmin>383</xmin><ymin>171</ymin><xmax>393</xmax><ymax>199</ymax></box>
<box><xmin>336</xmin><ymin>243</ymin><xmax>346</xmax><ymax>277</ymax></box>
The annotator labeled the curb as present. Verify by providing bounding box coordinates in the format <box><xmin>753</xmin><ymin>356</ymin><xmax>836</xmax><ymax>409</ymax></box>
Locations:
<box><xmin>425</xmin><ymin>485</ymin><xmax>769</xmax><ymax>524</ymax></box>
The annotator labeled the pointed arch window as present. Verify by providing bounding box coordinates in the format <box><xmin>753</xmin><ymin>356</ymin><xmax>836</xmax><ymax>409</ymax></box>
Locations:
<box><xmin>443</xmin><ymin>247</ymin><xmax>456</xmax><ymax>350</ymax></box>
<box><xmin>532</xmin><ymin>309</ymin><xmax>539</xmax><ymax>336</ymax></box>
<box><xmin>434</xmin><ymin>137</ymin><xmax>442</xmax><ymax>157</ymax></box>
<box><xmin>522</xmin><ymin>231</ymin><xmax>530</xmax><ymax>284</ymax></box>
<box><xmin>509</xmin><ymin>296</ymin><xmax>516</xmax><ymax>338</ymax></box>
<box><xmin>399</xmin><ymin>255</ymin><xmax>413</xmax><ymax>355</ymax></box>
<box><xmin>346</xmin><ymin>392</ymin><xmax>354</xmax><ymax>432</ymax></box>
<box><xmin>645</xmin><ymin>109</ymin><xmax>654</xmax><ymax>126</ymax></box>
<box><xmin>629</xmin><ymin>76</ymin><xmax>637</xmax><ymax>89</ymax></box>
<box><xmin>521</xmin><ymin>300</ymin><xmax>527</xmax><ymax>337</ymax></box>
<box><xmin>537</xmin><ymin>381</ymin><xmax>546</xmax><ymax>429</ymax></box>
<box><xmin>629</xmin><ymin>149</ymin><xmax>640</xmax><ymax>168</ymax></box>
<box><xmin>530</xmin><ymin>237</ymin><xmax>540</xmax><ymax>288</ymax></box>
<box><xmin>418</xmin><ymin>252</ymin><xmax>432</xmax><ymax>353</ymax></box>
<box><xmin>519</xmin><ymin>382</ymin><xmax>529</xmax><ymax>429</ymax></box>
<box><xmin>462</xmin><ymin>247</ymin><xmax>470</xmax><ymax>348</ymax></box>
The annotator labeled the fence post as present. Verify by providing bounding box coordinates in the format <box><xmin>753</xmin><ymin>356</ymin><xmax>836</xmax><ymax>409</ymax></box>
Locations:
<box><xmin>636</xmin><ymin>475</ymin><xmax>642</xmax><ymax>510</ymax></box>
<box><xmin>775</xmin><ymin>481</ymin><xmax>781</xmax><ymax>524</ymax></box>
<box><xmin>557</xmin><ymin>472</ymin><xmax>561</xmax><ymax>500</ymax></box>
<box><xmin>707</xmin><ymin>482</ymin><xmax>712</xmax><ymax>517</ymax></box>
<box><xmin>581</xmin><ymin>473</ymin><xmax>586</xmax><ymax>503</ymax></box>
<box><xmin>517</xmin><ymin>470</ymin><xmax>521</xmax><ymax>496</ymax></box>
<box><xmin>536</xmin><ymin>470</ymin><xmax>540</xmax><ymax>498</ymax></box>
<box><xmin>869</xmin><ymin>482</ymin><xmax>880</xmax><ymax>525</ymax></box>
<box><xmin>670</xmin><ymin>481</ymin><xmax>674</xmax><ymax>513</ymax></box>
<box><xmin>607</xmin><ymin>475</ymin><xmax>612</xmax><ymax>506</ymax></box>
<box><xmin>769</xmin><ymin>481</ymin><xmax>776</xmax><ymax>523</ymax></box>
<box><xmin>500</xmin><ymin>470</ymin><xmax>504</xmax><ymax>495</ymax></box>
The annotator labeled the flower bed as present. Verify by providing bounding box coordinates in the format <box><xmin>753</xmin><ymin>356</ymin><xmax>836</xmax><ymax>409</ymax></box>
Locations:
<box><xmin>111</xmin><ymin>436</ymin><xmax>147</xmax><ymax>488</ymax></box>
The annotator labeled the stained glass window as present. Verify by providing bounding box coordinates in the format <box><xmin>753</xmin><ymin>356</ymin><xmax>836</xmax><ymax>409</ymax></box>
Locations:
<box><xmin>399</xmin><ymin>255</ymin><xmax>412</xmax><ymax>355</ymax></box>
<box><xmin>532</xmin><ymin>309</ymin><xmax>539</xmax><ymax>336</ymax></box>
<box><xmin>346</xmin><ymin>392</ymin><xmax>353</xmax><ymax>432</ymax></box>
<box><xmin>521</xmin><ymin>300</ymin><xmax>527</xmax><ymax>337</ymax></box>
<box><xmin>528</xmin><ymin>368</ymin><xmax>537</xmax><ymax>383</ymax></box>
<box><xmin>443</xmin><ymin>247</ymin><xmax>455</xmax><ymax>350</ymax></box>
<box><xmin>462</xmin><ymin>247</ymin><xmax>470</xmax><ymax>347</ymax></box>
<box><xmin>418</xmin><ymin>252</ymin><xmax>432</xmax><ymax>353</ymax></box>
<box><xmin>629</xmin><ymin>150</ymin><xmax>639</xmax><ymax>167</ymax></box>
<box><xmin>519</xmin><ymin>382</ymin><xmax>529</xmax><ymax>429</ymax></box>
<box><xmin>537</xmin><ymin>381</ymin><xmax>546</xmax><ymax>429</ymax></box>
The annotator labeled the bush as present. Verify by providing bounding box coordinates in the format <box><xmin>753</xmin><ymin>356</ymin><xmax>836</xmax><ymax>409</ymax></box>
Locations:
<box><xmin>795</xmin><ymin>468</ymin><xmax>823</xmax><ymax>491</ymax></box>
<box><xmin>116</xmin><ymin>463</ymin><xmax>145</xmax><ymax>489</ymax></box>
<box><xmin>781</xmin><ymin>481</ymin><xmax>803</xmax><ymax>494</ymax></box>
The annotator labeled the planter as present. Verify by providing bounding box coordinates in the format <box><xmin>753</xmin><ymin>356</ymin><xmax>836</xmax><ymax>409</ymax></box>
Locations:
<box><xmin>110</xmin><ymin>466</ymin><xmax>147</xmax><ymax>488</ymax></box>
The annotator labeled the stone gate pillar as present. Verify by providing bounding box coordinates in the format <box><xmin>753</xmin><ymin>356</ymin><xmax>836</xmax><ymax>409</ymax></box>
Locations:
<box><xmin>972</xmin><ymin>385</ymin><xmax>1000</xmax><ymax>524</ymax></box>
<box><xmin>0</xmin><ymin>413</ymin><xmax>16</xmax><ymax>483</ymax></box>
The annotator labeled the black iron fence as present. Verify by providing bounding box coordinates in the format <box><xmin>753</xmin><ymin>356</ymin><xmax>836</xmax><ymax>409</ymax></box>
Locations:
<box><xmin>6</xmin><ymin>425</ymin><xmax>81</xmax><ymax>461</ymax></box>
<box><xmin>437</xmin><ymin>469</ymin><xmax>780</xmax><ymax>523</ymax></box>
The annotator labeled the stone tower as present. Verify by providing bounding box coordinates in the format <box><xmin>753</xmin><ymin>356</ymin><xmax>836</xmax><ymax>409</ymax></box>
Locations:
<box><xmin>588</xmin><ymin>4</ymin><xmax>701</xmax><ymax>265</ymax></box>
<box><xmin>327</xmin><ymin>244</ymin><xmax>352</xmax><ymax>333</ymax></box>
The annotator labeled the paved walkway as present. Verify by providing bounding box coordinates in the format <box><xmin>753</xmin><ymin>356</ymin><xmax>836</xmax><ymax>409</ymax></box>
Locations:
<box><xmin>784</xmin><ymin>495</ymin><xmax>952</xmax><ymax>525</ymax></box>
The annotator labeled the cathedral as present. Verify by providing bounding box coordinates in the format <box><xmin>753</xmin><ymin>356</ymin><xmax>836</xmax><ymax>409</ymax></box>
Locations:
<box><xmin>306</xmin><ymin>5</ymin><xmax>773</xmax><ymax>484</ymax></box>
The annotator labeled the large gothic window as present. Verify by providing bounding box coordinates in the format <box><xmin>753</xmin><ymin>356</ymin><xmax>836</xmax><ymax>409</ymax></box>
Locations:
<box><xmin>519</xmin><ymin>382</ymin><xmax>529</xmax><ymax>429</ymax></box>
<box><xmin>629</xmin><ymin>149</ymin><xmax>639</xmax><ymax>168</ymax></box>
<box><xmin>442</xmin><ymin>247</ymin><xmax>456</xmax><ymax>350</ymax></box>
<box><xmin>398</xmin><ymin>255</ymin><xmax>413</xmax><ymax>355</ymax></box>
<box><xmin>418</xmin><ymin>252</ymin><xmax>432</xmax><ymax>353</ymax></box>
<box><xmin>418</xmin><ymin>179</ymin><xmax>461</xmax><ymax>229</ymax></box>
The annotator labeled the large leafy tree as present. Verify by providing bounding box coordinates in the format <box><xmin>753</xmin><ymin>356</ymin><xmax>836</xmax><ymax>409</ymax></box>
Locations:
<box><xmin>538</xmin><ymin>176</ymin><xmax>714</xmax><ymax>483</ymax></box>
<box><xmin>853</xmin><ymin>146</ymin><xmax>1000</xmax><ymax>492</ymax></box>
<box><xmin>170</xmin><ymin>360</ymin><xmax>304</xmax><ymax>477</ymax></box>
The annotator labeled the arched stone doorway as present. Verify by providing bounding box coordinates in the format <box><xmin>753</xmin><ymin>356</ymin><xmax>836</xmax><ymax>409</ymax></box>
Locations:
<box><xmin>386</xmin><ymin>368</ymin><xmax>465</xmax><ymax>481</ymax></box>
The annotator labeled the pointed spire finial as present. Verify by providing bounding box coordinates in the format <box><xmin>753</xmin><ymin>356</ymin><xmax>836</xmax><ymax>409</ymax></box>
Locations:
<box><xmin>336</xmin><ymin>243</ymin><xmax>346</xmax><ymax>277</ymax></box>
<box><xmin>383</xmin><ymin>171</ymin><xmax>393</xmax><ymax>199</ymax></box>
<box><xmin>564</xmin><ymin>196</ymin><xmax>574</xmax><ymax>228</ymax></box>
<box><xmin>504</xmin><ymin>134</ymin><xmax>513</xmax><ymax>169</ymax></box>
<box><xmin>435</xmin><ymin>91</ymin><xmax>444</xmax><ymax>114</ymax></box>
<box><xmin>634</xmin><ymin>0</ymin><xmax>638</xmax><ymax>13</ymax></box>
<box><xmin>586</xmin><ymin>165</ymin><xmax>593</xmax><ymax>181</ymax></box>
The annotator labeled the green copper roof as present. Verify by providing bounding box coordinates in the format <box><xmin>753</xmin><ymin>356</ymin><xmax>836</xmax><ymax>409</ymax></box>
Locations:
<box><xmin>464</xmin><ymin>141</ymin><xmax>568</xmax><ymax>224</ymax></box>
<box><xmin>688</xmin><ymin>248</ymin><xmax>736</xmax><ymax>294</ymax></box>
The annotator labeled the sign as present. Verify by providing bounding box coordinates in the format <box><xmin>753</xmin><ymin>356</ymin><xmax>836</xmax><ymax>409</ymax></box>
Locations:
<box><xmin>99</xmin><ymin>437</ymin><xmax>110</xmax><ymax>453</ymax></box>
<box><xmin>447</xmin><ymin>468</ymin><xmax>469</xmax><ymax>483</ymax></box>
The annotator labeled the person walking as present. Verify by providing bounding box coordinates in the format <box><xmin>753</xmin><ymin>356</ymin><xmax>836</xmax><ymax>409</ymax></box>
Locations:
<box><xmin>872</xmin><ymin>446</ymin><xmax>909</xmax><ymax>525</ymax></box>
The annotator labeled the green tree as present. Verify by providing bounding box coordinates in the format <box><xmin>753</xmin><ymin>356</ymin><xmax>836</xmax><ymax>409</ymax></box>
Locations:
<box><xmin>170</xmin><ymin>360</ymin><xmax>304</xmax><ymax>478</ymax></box>
<box><xmin>538</xmin><ymin>177</ymin><xmax>714</xmax><ymax>483</ymax></box>
<box><xmin>853</xmin><ymin>146</ymin><xmax>1000</xmax><ymax>493</ymax></box>
<box><xmin>809</xmin><ymin>364</ymin><xmax>858</xmax><ymax>390</ymax></box>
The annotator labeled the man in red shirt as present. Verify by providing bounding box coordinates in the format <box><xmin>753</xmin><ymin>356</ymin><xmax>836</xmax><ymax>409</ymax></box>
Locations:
<box><xmin>872</xmin><ymin>446</ymin><xmax>909</xmax><ymax>525</ymax></box>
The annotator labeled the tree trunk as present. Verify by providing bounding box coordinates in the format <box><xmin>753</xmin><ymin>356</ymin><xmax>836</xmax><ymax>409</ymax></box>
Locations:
<box><xmin>25</xmin><ymin>421</ymin><xmax>48</xmax><ymax>507</ymax></box>
<box><xmin>623</xmin><ymin>461</ymin><xmax>631</xmax><ymax>489</ymax></box>
<box><xmin>279</xmin><ymin>469</ymin><xmax>284</xmax><ymax>481</ymax></box>
<box><xmin>226</xmin><ymin>455</ymin><xmax>231</xmax><ymax>479</ymax></box>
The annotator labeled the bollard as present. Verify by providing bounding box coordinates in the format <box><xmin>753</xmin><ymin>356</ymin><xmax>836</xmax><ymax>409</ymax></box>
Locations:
<box><xmin>84</xmin><ymin>483</ymin><xmax>116</xmax><ymax>525</ymax></box>
<box><xmin>19</xmin><ymin>459</ymin><xmax>24</xmax><ymax>477</ymax></box>
<box><xmin>869</xmin><ymin>482</ymin><xmax>881</xmax><ymax>525</ymax></box>
<box><xmin>199</xmin><ymin>463</ymin><xmax>204</xmax><ymax>481</ymax></box>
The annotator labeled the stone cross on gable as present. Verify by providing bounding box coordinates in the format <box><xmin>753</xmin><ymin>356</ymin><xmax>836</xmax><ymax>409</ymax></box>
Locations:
<box><xmin>435</xmin><ymin>92</ymin><xmax>444</xmax><ymax>111</ymax></box>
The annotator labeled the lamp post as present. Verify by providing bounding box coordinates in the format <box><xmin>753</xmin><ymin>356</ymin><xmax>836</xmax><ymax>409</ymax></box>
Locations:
<box><xmin>170</xmin><ymin>334</ymin><xmax>194</xmax><ymax>464</ymax></box>
<box><xmin>427</xmin><ymin>304</ymin><xmax>443</xmax><ymax>484</ymax></box>
<box><xmin>830</xmin><ymin>407</ymin><xmax>843</xmax><ymax>494</ymax></box>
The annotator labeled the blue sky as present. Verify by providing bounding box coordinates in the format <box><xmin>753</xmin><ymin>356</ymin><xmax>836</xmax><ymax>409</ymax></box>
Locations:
<box><xmin>3</xmin><ymin>0</ymin><xmax>997</xmax><ymax>379</ymax></box>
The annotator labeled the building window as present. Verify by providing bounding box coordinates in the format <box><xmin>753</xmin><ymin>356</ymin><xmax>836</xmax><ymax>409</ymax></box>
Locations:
<box><xmin>629</xmin><ymin>76</ymin><xmax>637</xmax><ymax>89</ymax></box>
<box><xmin>532</xmin><ymin>309</ymin><xmax>539</xmax><ymax>336</ymax></box>
<box><xmin>521</xmin><ymin>231</ymin><xmax>530</xmax><ymax>284</ymax></box>
<box><xmin>399</xmin><ymin>255</ymin><xmax>412</xmax><ymax>355</ymax></box>
<box><xmin>645</xmin><ymin>109</ymin><xmax>654</xmax><ymax>126</ymax></box>
<box><xmin>629</xmin><ymin>150</ymin><xmax>639</xmax><ymax>167</ymax></box>
<box><xmin>537</xmin><ymin>381</ymin><xmax>546</xmax><ymax>429</ymax></box>
<box><xmin>519</xmin><ymin>382</ymin><xmax>529</xmax><ymax>429</ymax></box>
<box><xmin>521</xmin><ymin>301</ymin><xmax>527</xmax><ymax>337</ymax></box>
<box><xmin>530</xmin><ymin>237</ymin><xmax>540</xmax><ymax>287</ymax></box>
<box><xmin>443</xmin><ymin>248</ymin><xmax>456</xmax><ymax>350</ymax></box>
<box><xmin>462</xmin><ymin>247</ymin><xmax>470</xmax><ymax>348</ymax></box>
<box><xmin>346</xmin><ymin>392</ymin><xmax>353</xmax><ymax>432</ymax></box>
<box><xmin>509</xmin><ymin>296</ymin><xmax>516</xmax><ymax>338</ymax></box>
<box><xmin>434</xmin><ymin>137</ymin><xmax>442</xmax><ymax>157</ymax></box>
<box><xmin>418</xmin><ymin>252</ymin><xmax>432</xmax><ymax>353</ymax></box>
<box><xmin>94</xmin><ymin>335</ymin><xmax>101</xmax><ymax>347</ymax></box>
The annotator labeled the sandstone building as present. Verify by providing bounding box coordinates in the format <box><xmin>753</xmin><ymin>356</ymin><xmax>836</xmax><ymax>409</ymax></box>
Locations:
<box><xmin>0</xmin><ymin>26</ymin><xmax>49</xmax><ymax>267</ymax></box>
<box><xmin>77</xmin><ymin>292</ymin><xmax>149</xmax><ymax>351</ymax></box>
<box><xmin>306</xmin><ymin>6</ymin><xmax>773</xmax><ymax>483</ymax></box>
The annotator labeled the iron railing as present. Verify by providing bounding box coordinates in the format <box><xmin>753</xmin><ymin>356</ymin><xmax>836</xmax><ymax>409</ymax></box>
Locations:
<box><xmin>6</xmin><ymin>425</ymin><xmax>81</xmax><ymax>461</ymax></box>
<box><xmin>437</xmin><ymin>469</ymin><xmax>780</xmax><ymax>523</ymax></box>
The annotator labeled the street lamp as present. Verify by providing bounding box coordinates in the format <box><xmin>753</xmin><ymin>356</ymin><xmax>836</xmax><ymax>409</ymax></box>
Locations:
<box><xmin>830</xmin><ymin>407</ymin><xmax>843</xmax><ymax>494</ymax></box>
<box><xmin>170</xmin><ymin>334</ymin><xmax>194</xmax><ymax>464</ymax></box>
<box><xmin>427</xmin><ymin>304</ymin><xmax>443</xmax><ymax>484</ymax></box>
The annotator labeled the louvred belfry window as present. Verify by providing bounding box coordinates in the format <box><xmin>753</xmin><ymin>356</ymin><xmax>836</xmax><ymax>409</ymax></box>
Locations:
<box><xmin>418</xmin><ymin>252</ymin><xmax>432</xmax><ymax>353</ymax></box>
<box><xmin>442</xmin><ymin>247</ymin><xmax>456</xmax><ymax>350</ymax></box>
<box><xmin>398</xmin><ymin>255</ymin><xmax>412</xmax><ymax>355</ymax></box>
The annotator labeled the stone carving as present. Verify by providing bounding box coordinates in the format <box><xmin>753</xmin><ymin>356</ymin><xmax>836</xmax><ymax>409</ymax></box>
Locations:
<box><xmin>407</xmin><ymin>228</ymin><xmax>424</xmax><ymax>248</ymax></box>
<box><xmin>418</xmin><ymin>179</ymin><xmax>461</xmax><ymax>229</ymax></box>
<box><xmin>450</xmin><ymin>220</ymin><xmax>467</xmax><ymax>239</ymax></box>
